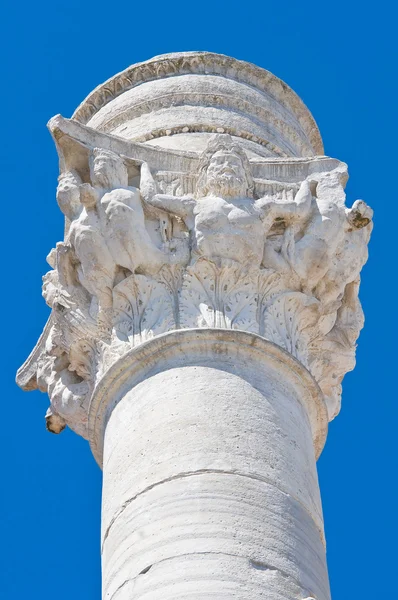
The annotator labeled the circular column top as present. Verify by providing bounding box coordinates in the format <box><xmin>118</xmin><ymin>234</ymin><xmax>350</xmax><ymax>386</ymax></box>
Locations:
<box><xmin>88</xmin><ymin>329</ymin><xmax>328</xmax><ymax>467</ymax></box>
<box><xmin>72</xmin><ymin>52</ymin><xmax>324</xmax><ymax>158</ymax></box>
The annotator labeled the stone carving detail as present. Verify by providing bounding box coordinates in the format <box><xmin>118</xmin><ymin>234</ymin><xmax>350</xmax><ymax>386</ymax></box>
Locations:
<box><xmin>17</xmin><ymin>129</ymin><xmax>372</xmax><ymax>436</ymax></box>
<box><xmin>112</xmin><ymin>274</ymin><xmax>174</xmax><ymax>347</ymax></box>
<box><xmin>180</xmin><ymin>259</ymin><xmax>259</xmax><ymax>331</ymax></box>
<box><xmin>71</xmin><ymin>51</ymin><xmax>323</xmax><ymax>158</ymax></box>
<box><xmin>261</xmin><ymin>291</ymin><xmax>320</xmax><ymax>367</ymax></box>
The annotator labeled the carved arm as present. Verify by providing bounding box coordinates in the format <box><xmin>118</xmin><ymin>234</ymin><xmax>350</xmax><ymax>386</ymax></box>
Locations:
<box><xmin>256</xmin><ymin>179</ymin><xmax>313</xmax><ymax>223</ymax></box>
<box><xmin>140</xmin><ymin>162</ymin><xmax>196</xmax><ymax>227</ymax></box>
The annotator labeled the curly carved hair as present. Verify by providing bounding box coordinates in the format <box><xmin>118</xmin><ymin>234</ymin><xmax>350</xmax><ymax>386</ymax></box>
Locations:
<box><xmin>89</xmin><ymin>147</ymin><xmax>128</xmax><ymax>188</ymax></box>
<box><xmin>90</xmin><ymin>147</ymin><xmax>125</xmax><ymax>167</ymax></box>
<box><xmin>196</xmin><ymin>134</ymin><xmax>254</xmax><ymax>198</ymax></box>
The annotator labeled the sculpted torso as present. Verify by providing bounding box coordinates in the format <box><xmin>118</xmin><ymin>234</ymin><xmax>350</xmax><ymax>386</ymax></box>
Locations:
<box><xmin>69</xmin><ymin>207</ymin><xmax>108</xmax><ymax>270</ymax></box>
<box><xmin>100</xmin><ymin>186</ymin><xmax>154</xmax><ymax>272</ymax></box>
<box><xmin>67</xmin><ymin>192</ymin><xmax>116</xmax><ymax>316</ymax></box>
<box><xmin>140</xmin><ymin>141</ymin><xmax>314</xmax><ymax>270</ymax></box>
<box><xmin>193</xmin><ymin>196</ymin><xmax>266</xmax><ymax>264</ymax></box>
<box><xmin>140</xmin><ymin>140</ymin><xmax>310</xmax><ymax>269</ymax></box>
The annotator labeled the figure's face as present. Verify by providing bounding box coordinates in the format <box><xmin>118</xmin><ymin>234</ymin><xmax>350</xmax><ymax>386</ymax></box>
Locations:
<box><xmin>205</xmin><ymin>150</ymin><xmax>248</xmax><ymax>198</ymax></box>
<box><xmin>92</xmin><ymin>155</ymin><xmax>128</xmax><ymax>189</ymax></box>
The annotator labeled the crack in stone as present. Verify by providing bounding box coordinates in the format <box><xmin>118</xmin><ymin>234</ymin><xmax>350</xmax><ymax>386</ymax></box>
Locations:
<box><xmin>101</xmin><ymin>468</ymin><xmax>325</xmax><ymax>553</ymax></box>
<box><xmin>138</xmin><ymin>564</ymin><xmax>152</xmax><ymax>575</ymax></box>
<box><xmin>108</xmin><ymin>551</ymin><xmax>317</xmax><ymax>600</ymax></box>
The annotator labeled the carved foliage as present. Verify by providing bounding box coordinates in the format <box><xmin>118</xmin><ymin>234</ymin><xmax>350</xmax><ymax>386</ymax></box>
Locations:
<box><xmin>112</xmin><ymin>274</ymin><xmax>175</xmax><ymax>346</ymax></box>
<box><xmin>261</xmin><ymin>292</ymin><xmax>320</xmax><ymax>367</ymax></box>
<box><xmin>180</xmin><ymin>258</ymin><xmax>258</xmax><ymax>331</ymax></box>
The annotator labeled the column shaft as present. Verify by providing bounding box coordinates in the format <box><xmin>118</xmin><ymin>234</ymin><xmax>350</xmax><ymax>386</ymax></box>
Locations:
<box><xmin>99</xmin><ymin>331</ymin><xmax>329</xmax><ymax>600</ymax></box>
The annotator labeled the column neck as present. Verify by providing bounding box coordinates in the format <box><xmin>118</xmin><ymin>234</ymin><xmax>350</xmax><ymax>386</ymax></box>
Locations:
<box><xmin>88</xmin><ymin>329</ymin><xmax>328</xmax><ymax>468</ymax></box>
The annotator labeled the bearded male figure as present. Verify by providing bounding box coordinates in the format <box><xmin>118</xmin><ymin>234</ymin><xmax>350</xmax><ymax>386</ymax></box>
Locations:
<box><xmin>140</xmin><ymin>134</ymin><xmax>314</xmax><ymax>269</ymax></box>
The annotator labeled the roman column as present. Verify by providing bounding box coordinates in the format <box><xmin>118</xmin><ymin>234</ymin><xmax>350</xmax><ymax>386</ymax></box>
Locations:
<box><xmin>17</xmin><ymin>52</ymin><xmax>373</xmax><ymax>600</ymax></box>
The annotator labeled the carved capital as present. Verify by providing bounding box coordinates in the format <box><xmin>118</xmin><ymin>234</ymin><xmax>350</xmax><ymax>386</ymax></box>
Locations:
<box><xmin>17</xmin><ymin>120</ymin><xmax>372</xmax><ymax>437</ymax></box>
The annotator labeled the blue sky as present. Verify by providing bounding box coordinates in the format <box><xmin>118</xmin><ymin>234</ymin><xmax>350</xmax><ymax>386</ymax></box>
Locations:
<box><xmin>1</xmin><ymin>1</ymin><xmax>396</xmax><ymax>598</ymax></box>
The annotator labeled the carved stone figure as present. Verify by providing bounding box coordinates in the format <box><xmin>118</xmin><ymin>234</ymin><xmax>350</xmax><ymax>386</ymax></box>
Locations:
<box><xmin>56</xmin><ymin>169</ymin><xmax>82</xmax><ymax>225</ymax></box>
<box><xmin>290</xmin><ymin>167</ymin><xmax>373</xmax><ymax>296</ymax></box>
<box><xmin>141</xmin><ymin>134</ymin><xmax>314</xmax><ymax>269</ymax></box>
<box><xmin>89</xmin><ymin>148</ymin><xmax>189</xmax><ymax>277</ymax></box>
<box><xmin>67</xmin><ymin>183</ymin><xmax>116</xmax><ymax>325</ymax></box>
<box><xmin>34</xmin><ymin>321</ymin><xmax>90</xmax><ymax>436</ymax></box>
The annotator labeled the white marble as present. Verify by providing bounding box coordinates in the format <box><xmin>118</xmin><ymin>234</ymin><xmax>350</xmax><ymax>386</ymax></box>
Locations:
<box><xmin>100</xmin><ymin>330</ymin><xmax>329</xmax><ymax>600</ymax></box>
<box><xmin>75</xmin><ymin>52</ymin><xmax>324</xmax><ymax>158</ymax></box>
<box><xmin>16</xmin><ymin>52</ymin><xmax>373</xmax><ymax>600</ymax></box>
<box><xmin>17</xmin><ymin>126</ymin><xmax>372</xmax><ymax>432</ymax></box>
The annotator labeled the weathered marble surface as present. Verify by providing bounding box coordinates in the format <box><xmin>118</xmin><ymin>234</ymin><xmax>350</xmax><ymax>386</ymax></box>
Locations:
<box><xmin>73</xmin><ymin>51</ymin><xmax>324</xmax><ymax>158</ymax></box>
<box><xmin>17</xmin><ymin>119</ymin><xmax>372</xmax><ymax>436</ymax></box>
<box><xmin>16</xmin><ymin>52</ymin><xmax>372</xmax><ymax>600</ymax></box>
<box><xmin>100</xmin><ymin>330</ymin><xmax>329</xmax><ymax>600</ymax></box>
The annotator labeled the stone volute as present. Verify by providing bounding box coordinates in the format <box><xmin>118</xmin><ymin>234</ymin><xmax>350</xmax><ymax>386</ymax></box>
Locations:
<box><xmin>17</xmin><ymin>52</ymin><xmax>372</xmax><ymax>600</ymax></box>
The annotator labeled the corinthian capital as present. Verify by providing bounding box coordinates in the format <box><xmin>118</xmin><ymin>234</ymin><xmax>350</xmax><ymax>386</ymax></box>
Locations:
<box><xmin>17</xmin><ymin>115</ymin><xmax>372</xmax><ymax>436</ymax></box>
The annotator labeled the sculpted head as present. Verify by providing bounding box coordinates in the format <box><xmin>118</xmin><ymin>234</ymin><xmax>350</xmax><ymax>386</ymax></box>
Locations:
<box><xmin>56</xmin><ymin>170</ymin><xmax>82</xmax><ymax>221</ymax></box>
<box><xmin>196</xmin><ymin>134</ymin><xmax>254</xmax><ymax>199</ymax></box>
<box><xmin>90</xmin><ymin>148</ymin><xmax>128</xmax><ymax>189</ymax></box>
